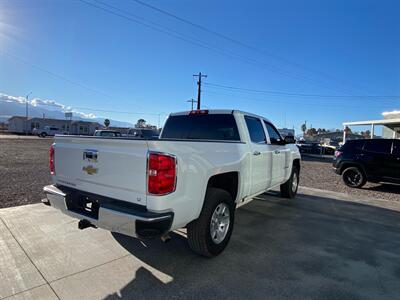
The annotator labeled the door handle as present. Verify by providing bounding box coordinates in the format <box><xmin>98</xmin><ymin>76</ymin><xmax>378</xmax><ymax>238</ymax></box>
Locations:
<box><xmin>274</xmin><ymin>150</ymin><xmax>280</xmax><ymax>154</ymax></box>
<box><xmin>253</xmin><ymin>151</ymin><xmax>261</xmax><ymax>156</ymax></box>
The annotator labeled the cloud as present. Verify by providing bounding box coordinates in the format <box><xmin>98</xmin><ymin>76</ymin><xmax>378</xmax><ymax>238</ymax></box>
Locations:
<box><xmin>382</xmin><ymin>110</ymin><xmax>400</xmax><ymax>116</ymax></box>
<box><xmin>0</xmin><ymin>93</ymin><xmax>26</xmax><ymax>104</ymax></box>
<box><xmin>0</xmin><ymin>92</ymin><xmax>97</xmax><ymax>118</ymax></box>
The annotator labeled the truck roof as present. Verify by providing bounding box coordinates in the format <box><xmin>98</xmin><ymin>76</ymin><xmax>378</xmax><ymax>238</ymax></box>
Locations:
<box><xmin>169</xmin><ymin>109</ymin><xmax>272</xmax><ymax>123</ymax></box>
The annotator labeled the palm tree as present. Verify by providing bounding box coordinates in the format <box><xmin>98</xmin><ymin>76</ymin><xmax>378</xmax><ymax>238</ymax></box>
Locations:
<box><xmin>301</xmin><ymin>123</ymin><xmax>307</xmax><ymax>136</ymax></box>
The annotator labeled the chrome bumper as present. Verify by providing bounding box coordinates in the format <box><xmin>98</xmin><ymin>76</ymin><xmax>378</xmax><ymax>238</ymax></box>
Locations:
<box><xmin>43</xmin><ymin>185</ymin><xmax>173</xmax><ymax>238</ymax></box>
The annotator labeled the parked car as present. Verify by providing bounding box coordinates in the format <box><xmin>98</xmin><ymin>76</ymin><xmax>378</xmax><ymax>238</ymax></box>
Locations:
<box><xmin>297</xmin><ymin>142</ymin><xmax>335</xmax><ymax>155</ymax></box>
<box><xmin>127</xmin><ymin>128</ymin><xmax>159</xmax><ymax>138</ymax></box>
<box><xmin>33</xmin><ymin>126</ymin><xmax>65</xmax><ymax>137</ymax></box>
<box><xmin>94</xmin><ymin>130</ymin><xmax>122</xmax><ymax>137</ymax></box>
<box><xmin>333</xmin><ymin>139</ymin><xmax>400</xmax><ymax>188</ymax></box>
<box><xmin>43</xmin><ymin>109</ymin><xmax>301</xmax><ymax>257</ymax></box>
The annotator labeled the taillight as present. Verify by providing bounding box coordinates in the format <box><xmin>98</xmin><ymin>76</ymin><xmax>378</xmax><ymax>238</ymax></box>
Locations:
<box><xmin>189</xmin><ymin>109</ymin><xmax>209</xmax><ymax>115</ymax></box>
<box><xmin>49</xmin><ymin>144</ymin><xmax>55</xmax><ymax>175</ymax></box>
<box><xmin>334</xmin><ymin>150</ymin><xmax>342</xmax><ymax>158</ymax></box>
<box><xmin>147</xmin><ymin>152</ymin><xmax>176</xmax><ymax>195</ymax></box>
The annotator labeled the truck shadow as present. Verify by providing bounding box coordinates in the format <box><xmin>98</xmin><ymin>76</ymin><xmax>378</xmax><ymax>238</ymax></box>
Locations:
<box><xmin>109</xmin><ymin>192</ymin><xmax>400</xmax><ymax>299</ymax></box>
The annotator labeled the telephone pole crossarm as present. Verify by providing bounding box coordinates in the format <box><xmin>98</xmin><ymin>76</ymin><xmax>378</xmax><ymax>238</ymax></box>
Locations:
<box><xmin>186</xmin><ymin>98</ymin><xmax>197</xmax><ymax>110</ymax></box>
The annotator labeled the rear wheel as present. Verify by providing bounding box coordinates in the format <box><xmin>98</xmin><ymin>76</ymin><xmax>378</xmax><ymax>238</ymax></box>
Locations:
<box><xmin>187</xmin><ymin>188</ymin><xmax>235</xmax><ymax>257</ymax></box>
<box><xmin>280</xmin><ymin>165</ymin><xmax>299</xmax><ymax>198</ymax></box>
<box><xmin>342</xmin><ymin>167</ymin><xmax>366</xmax><ymax>188</ymax></box>
<box><xmin>40</xmin><ymin>132</ymin><xmax>47</xmax><ymax>138</ymax></box>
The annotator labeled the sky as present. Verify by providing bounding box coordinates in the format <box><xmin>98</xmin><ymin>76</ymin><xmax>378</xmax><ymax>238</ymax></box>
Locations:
<box><xmin>0</xmin><ymin>0</ymin><xmax>399</xmax><ymax>132</ymax></box>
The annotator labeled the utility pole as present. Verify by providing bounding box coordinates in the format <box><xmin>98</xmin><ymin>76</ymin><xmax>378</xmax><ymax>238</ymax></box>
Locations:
<box><xmin>25</xmin><ymin>92</ymin><xmax>32</xmax><ymax>135</ymax></box>
<box><xmin>193</xmin><ymin>72</ymin><xmax>207</xmax><ymax>110</ymax></box>
<box><xmin>186</xmin><ymin>98</ymin><xmax>197</xmax><ymax>110</ymax></box>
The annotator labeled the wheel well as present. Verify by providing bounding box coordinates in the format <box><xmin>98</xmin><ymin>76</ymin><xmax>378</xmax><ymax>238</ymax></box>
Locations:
<box><xmin>340</xmin><ymin>163</ymin><xmax>365</xmax><ymax>175</ymax></box>
<box><xmin>207</xmin><ymin>172</ymin><xmax>238</xmax><ymax>202</ymax></box>
<box><xmin>293</xmin><ymin>159</ymin><xmax>300</xmax><ymax>172</ymax></box>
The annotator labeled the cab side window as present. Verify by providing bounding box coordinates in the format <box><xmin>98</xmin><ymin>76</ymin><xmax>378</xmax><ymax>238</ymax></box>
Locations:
<box><xmin>263</xmin><ymin>121</ymin><xmax>282</xmax><ymax>144</ymax></box>
<box><xmin>363</xmin><ymin>139</ymin><xmax>392</xmax><ymax>154</ymax></box>
<box><xmin>244</xmin><ymin>116</ymin><xmax>266</xmax><ymax>143</ymax></box>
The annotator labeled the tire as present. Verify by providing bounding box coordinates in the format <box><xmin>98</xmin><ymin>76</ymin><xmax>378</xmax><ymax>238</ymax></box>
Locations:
<box><xmin>280</xmin><ymin>165</ymin><xmax>299</xmax><ymax>198</ymax></box>
<box><xmin>187</xmin><ymin>188</ymin><xmax>235</xmax><ymax>257</ymax></box>
<box><xmin>41</xmin><ymin>132</ymin><xmax>47</xmax><ymax>138</ymax></box>
<box><xmin>342</xmin><ymin>167</ymin><xmax>366</xmax><ymax>188</ymax></box>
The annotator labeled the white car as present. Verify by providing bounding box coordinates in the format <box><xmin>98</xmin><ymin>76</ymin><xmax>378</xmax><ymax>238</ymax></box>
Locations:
<box><xmin>43</xmin><ymin>109</ymin><xmax>301</xmax><ymax>257</ymax></box>
<box><xmin>33</xmin><ymin>126</ymin><xmax>65</xmax><ymax>137</ymax></box>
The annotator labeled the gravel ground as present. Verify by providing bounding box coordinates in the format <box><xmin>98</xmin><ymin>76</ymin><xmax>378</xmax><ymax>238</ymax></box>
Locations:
<box><xmin>0</xmin><ymin>138</ymin><xmax>53</xmax><ymax>208</ymax></box>
<box><xmin>301</xmin><ymin>156</ymin><xmax>400</xmax><ymax>202</ymax></box>
<box><xmin>1</xmin><ymin>138</ymin><xmax>399</xmax><ymax>209</ymax></box>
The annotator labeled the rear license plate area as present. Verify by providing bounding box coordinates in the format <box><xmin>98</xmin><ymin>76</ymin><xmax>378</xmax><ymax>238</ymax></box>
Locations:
<box><xmin>66</xmin><ymin>193</ymin><xmax>100</xmax><ymax>219</ymax></box>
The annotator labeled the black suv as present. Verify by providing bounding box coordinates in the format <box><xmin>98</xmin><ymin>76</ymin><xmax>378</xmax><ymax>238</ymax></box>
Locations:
<box><xmin>333</xmin><ymin>139</ymin><xmax>400</xmax><ymax>188</ymax></box>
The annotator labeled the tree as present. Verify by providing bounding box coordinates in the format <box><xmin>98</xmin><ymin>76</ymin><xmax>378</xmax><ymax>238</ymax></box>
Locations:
<box><xmin>363</xmin><ymin>130</ymin><xmax>371</xmax><ymax>138</ymax></box>
<box><xmin>136</xmin><ymin>118</ymin><xmax>146</xmax><ymax>128</ymax></box>
<box><xmin>306</xmin><ymin>128</ymin><xmax>317</xmax><ymax>136</ymax></box>
<box><xmin>104</xmin><ymin>119</ymin><xmax>110</xmax><ymax>128</ymax></box>
<box><xmin>344</xmin><ymin>126</ymin><xmax>352</xmax><ymax>134</ymax></box>
<box><xmin>301</xmin><ymin>123</ymin><xmax>307</xmax><ymax>135</ymax></box>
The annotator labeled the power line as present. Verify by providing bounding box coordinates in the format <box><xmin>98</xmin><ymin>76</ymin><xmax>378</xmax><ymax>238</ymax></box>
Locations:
<box><xmin>0</xmin><ymin>50</ymin><xmax>118</xmax><ymax>102</ymax></box>
<box><xmin>201</xmin><ymin>89</ymin><xmax>394</xmax><ymax>109</ymax></box>
<box><xmin>130</xmin><ymin>0</ymin><xmax>373</xmax><ymax>96</ymax></box>
<box><xmin>0</xmin><ymin>49</ymin><xmax>150</xmax><ymax>111</ymax></box>
<box><xmin>81</xmin><ymin>0</ymin><xmax>362</xmax><ymax>96</ymax></box>
<box><xmin>203</xmin><ymin>82</ymin><xmax>400</xmax><ymax>101</ymax></box>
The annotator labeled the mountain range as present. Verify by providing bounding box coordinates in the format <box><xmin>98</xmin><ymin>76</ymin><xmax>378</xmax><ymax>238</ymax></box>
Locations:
<box><xmin>0</xmin><ymin>93</ymin><xmax>134</xmax><ymax>128</ymax></box>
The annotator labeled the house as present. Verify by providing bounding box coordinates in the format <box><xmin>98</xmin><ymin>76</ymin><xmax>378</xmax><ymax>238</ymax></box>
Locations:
<box><xmin>7</xmin><ymin>116</ymin><xmax>102</xmax><ymax>135</ymax></box>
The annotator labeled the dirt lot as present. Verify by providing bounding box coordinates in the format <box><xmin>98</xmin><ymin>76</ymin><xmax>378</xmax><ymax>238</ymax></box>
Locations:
<box><xmin>1</xmin><ymin>138</ymin><xmax>400</xmax><ymax>209</ymax></box>
<box><xmin>0</xmin><ymin>138</ymin><xmax>52</xmax><ymax>208</ymax></box>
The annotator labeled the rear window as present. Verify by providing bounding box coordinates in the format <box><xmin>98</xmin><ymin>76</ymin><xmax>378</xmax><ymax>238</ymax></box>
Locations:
<box><xmin>161</xmin><ymin>114</ymin><xmax>240</xmax><ymax>141</ymax></box>
<box><xmin>341</xmin><ymin>140</ymin><xmax>365</xmax><ymax>151</ymax></box>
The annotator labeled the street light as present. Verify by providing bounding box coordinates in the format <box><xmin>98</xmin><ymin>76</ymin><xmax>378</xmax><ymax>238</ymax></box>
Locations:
<box><xmin>25</xmin><ymin>92</ymin><xmax>32</xmax><ymax>135</ymax></box>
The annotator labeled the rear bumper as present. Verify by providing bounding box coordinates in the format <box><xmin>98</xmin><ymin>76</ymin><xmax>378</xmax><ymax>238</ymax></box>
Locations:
<box><xmin>43</xmin><ymin>185</ymin><xmax>173</xmax><ymax>239</ymax></box>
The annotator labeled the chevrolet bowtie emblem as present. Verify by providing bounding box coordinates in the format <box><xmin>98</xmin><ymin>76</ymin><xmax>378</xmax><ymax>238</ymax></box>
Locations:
<box><xmin>82</xmin><ymin>165</ymin><xmax>98</xmax><ymax>175</ymax></box>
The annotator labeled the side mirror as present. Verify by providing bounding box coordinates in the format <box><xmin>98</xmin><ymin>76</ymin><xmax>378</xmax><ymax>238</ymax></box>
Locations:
<box><xmin>284</xmin><ymin>135</ymin><xmax>295</xmax><ymax>144</ymax></box>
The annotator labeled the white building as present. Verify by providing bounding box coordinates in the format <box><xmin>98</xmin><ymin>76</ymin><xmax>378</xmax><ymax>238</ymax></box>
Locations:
<box><xmin>343</xmin><ymin>110</ymin><xmax>400</xmax><ymax>143</ymax></box>
<box><xmin>8</xmin><ymin>116</ymin><xmax>102</xmax><ymax>135</ymax></box>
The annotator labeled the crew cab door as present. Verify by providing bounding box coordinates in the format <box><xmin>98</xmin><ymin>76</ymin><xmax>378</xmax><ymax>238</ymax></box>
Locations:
<box><xmin>362</xmin><ymin>139</ymin><xmax>395</xmax><ymax>180</ymax></box>
<box><xmin>391</xmin><ymin>140</ymin><xmax>400</xmax><ymax>180</ymax></box>
<box><xmin>263</xmin><ymin>121</ymin><xmax>289</xmax><ymax>186</ymax></box>
<box><xmin>244</xmin><ymin>116</ymin><xmax>272</xmax><ymax>195</ymax></box>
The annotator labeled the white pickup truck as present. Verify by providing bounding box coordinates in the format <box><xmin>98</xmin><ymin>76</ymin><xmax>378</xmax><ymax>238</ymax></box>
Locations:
<box><xmin>44</xmin><ymin>109</ymin><xmax>301</xmax><ymax>257</ymax></box>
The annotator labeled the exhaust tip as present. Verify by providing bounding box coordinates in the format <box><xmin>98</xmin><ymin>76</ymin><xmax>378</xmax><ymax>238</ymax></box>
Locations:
<box><xmin>78</xmin><ymin>219</ymin><xmax>96</xmax><ymax>230</ymax></box>
<box><xmin>161</xmin><ymin>233</ymin><xmax>171</xmax><ymax>243</ymax></box>
<box><xmin>41</xmin><ymin>198</ymin><xmax>51</xmax><ymax>206</ymax></box>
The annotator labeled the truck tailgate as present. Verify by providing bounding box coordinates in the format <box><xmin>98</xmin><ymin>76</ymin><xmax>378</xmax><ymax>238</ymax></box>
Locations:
<box><xmin>53</xmin><ymin>136</ymin><xmax>148</xmax><ymax>206</ymax></box>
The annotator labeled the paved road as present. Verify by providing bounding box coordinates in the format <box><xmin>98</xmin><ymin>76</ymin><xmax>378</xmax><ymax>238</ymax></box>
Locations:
<box><xmin>0</xmin><ymin>187</ymin><xmax>399</xmax><ymax>299</ymax></box>
<box><xmin>0</xmin><ymin>135</ymin><xmax>52</xmax><ymax>139</ymax></box>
